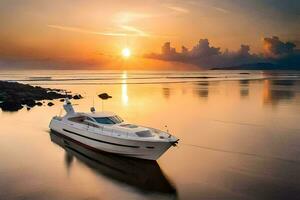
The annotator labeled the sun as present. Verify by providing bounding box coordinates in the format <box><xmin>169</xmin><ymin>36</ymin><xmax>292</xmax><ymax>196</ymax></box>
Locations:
<box><xmin>121</xmin><ymin>48</ymin><xmax>131</xmax><ymax>58</ymax></box>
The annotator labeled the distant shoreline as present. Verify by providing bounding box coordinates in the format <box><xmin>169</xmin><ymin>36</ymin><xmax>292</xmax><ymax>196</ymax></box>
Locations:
<box><xmin>210</xmin><ymin>62</ymin><xmax>300</xmax><ymax>70</ymax></box>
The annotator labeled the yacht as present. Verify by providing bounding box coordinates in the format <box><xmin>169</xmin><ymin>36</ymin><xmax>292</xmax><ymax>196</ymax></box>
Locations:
<box><xmin>49</xmin><ymin>99</ymin><xmax>179</xmax><ymax>160</ymax></box>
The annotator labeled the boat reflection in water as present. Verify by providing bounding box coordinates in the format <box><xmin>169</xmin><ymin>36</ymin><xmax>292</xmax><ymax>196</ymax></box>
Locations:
<box><xmin>49</xmin><ymin>131</ymin><xmax>177</xmax><ymax>197</ymax></box>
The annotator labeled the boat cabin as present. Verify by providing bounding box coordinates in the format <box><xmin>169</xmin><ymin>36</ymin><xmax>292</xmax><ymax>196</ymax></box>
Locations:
<box><xmin>65</xmin><ymin>112</ymin><xmax>154</xmax><ymax>138</ymax></box>
<box><xmin>67</xmin><ymin>112</ymin><xmax>123</xmax><ymax>125</ymax></box>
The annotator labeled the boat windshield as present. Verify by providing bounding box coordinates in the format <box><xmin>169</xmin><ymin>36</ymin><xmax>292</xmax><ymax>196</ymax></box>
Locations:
<box><xmin>93</xmin><ymin>115</ymin><xmax>123</xmax><ymax>124</ymax></box>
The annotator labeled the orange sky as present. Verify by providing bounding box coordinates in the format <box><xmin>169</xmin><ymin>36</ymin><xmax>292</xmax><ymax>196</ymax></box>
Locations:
<box><xmin>0</xmin><ymin>0</ymin><xmax>299</xmax><ymax>69</ymax></box>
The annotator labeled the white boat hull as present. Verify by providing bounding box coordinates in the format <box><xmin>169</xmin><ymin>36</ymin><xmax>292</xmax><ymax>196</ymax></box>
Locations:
<box><xmin>49</xmin><ymin>118</ymin><xmax>175</xmax><ymax>160</ymax></box>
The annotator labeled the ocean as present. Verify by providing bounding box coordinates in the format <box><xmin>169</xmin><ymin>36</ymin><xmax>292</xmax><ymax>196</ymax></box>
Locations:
<box><xmin>1</xmin><ymin>70</ymin><xmax>300</xmax><ymax>200</ymax></box>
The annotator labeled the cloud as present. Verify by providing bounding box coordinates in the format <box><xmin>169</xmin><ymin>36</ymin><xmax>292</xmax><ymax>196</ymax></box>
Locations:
<box><xmin>263</xmin><ymin>36</ymin><xmax>296</xmax><ymax>57</ymax></box>
<box><xmin>47</xmin><ymin>24</ymin><xmax>171</xmax><ymax>38</ymax></box>
<box><xmin>238</xmin><ymin>44</ymin><xmax>251</xmax><ymax>56</ymax></box>
<box><xmin>113</xmin><ymin>12</ymin><xmax>155</xmax><ymax>24</ymax></box>
<box><xmin>113</xmin><ymin>7</ymin><xmax>190</xmax><ymax>25</ymax></box>
<box><xmin>165</xmin><ymin>6</ymin><xmax>190</xmax><ymax>14</ymax></box>
<box><xmin>144</xmin><ymin>36</ymin><xmax>300</xmax><ymax>69</ymax></box>
<box><xmin>185</xmin><ymin>1</ymin><xmax>230</xmax><ymax>14</ymax></box>
<box><xmin>119</xmin><ymin>25</ymin><xmax>148</xmax><ymax>37</ymax></box>
<box><xmin>212</xmin><ymin>6</ymin><xmax>230</xmax><ymax>14</ymax></box>
<box><xmin>190</xmin><ymin>39</ymin><xmax>221</xmax><ymax>57</ymax></box>
<box><xmin>47</xmin><ymin>24</ymin><xmax>153</xmax><ymax>37</ymax></box>
<box><xmin>47</xmin><ymin>25</ymin><xmax>128</xmax><ymax>37</ymax></box>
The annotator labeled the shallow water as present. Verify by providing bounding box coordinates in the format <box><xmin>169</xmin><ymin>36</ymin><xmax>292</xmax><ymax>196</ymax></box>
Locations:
<box><xmin>1</xmin><ymin>70</ymin><xmax>300</xmax><ymax>200</ymax></box>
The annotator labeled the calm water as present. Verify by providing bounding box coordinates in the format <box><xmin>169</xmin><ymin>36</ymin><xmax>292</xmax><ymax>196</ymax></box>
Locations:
<box><xmin>1</xmin><ymin>70</ymin><xmax>300</xmax><ymax>200</ymax></box>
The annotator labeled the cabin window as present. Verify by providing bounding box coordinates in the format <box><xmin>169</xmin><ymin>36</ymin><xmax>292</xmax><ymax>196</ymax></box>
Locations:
<box><xmin>68</xmin><ymin>116</ymin><xmax>86</xmax><ymax>123</ymax></box>
<box><xmin>93</xmin><ymin>115</ymin><xmax>123</xmax><ymax>124</ymax></box>
<box><xmin>68</xmin><ymin>116</ymin><xmax>100</xmax><ymax>128</ymax></box>
<box><xmin>135</xmin><ymin>130</ymin><xmax>152</xmax><ymax>137</ymax></box>
<box><xmin>85</xmin><ymin>117</ymin><xmax>95</xmax><ymax>122</ymax></box>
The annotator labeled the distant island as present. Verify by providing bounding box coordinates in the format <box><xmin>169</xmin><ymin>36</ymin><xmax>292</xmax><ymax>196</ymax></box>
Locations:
<box><xmin>0</xmin><ymin>81</ymin><xmax>82</xmax><ymax>111</ymax></box>
<box><xmin>211</xmin><ymin>62</ymin><xmax>299</xmax><ymax>70</ymax></box>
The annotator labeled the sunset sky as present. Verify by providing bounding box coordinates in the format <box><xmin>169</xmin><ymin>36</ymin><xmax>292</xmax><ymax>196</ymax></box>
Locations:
<box><xmin>0</xmin><ymin>0</ymin><xmax>299</xmax><ymax>69</ymax></box>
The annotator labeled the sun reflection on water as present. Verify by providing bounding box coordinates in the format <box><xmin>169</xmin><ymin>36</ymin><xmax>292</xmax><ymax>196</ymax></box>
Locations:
<box><xmin>122</xmin><ymin>71</ymin><xmax>129</xmax><ymax>106</ymax></box>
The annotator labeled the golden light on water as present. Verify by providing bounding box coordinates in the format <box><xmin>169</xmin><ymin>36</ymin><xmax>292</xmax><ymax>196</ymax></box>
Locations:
<box><xmin>121</xmin><ymin>71</ymin><xmax>129</xmax><ymax>106</ymax></box>
<box><xmin>121</xmin><ymin>48</ymin><xmax>131</xmax><ymax>58</ymax></box>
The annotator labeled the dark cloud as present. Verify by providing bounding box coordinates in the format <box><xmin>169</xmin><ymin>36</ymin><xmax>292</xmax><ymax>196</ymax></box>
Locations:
<box><xmin>145</xmin><ymin>36</ymin><xmax>300</xmax><ymax>69</ymax></box>
<box><xmin>263</xmin><ymin>36</ymin><xmax>296</xmax><ymax>57</ymax></box>
<box><xmin>238</xmin><ymin>45</ymin><xmax>251</xmax><ymax>56</ymax></box>
<box><xmin>190</xmin><ymin>39</ymin><xmax>221</xmax><ymax>57</ymax></box>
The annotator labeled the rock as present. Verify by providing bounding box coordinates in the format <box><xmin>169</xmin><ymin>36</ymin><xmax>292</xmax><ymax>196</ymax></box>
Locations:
<box><xmin>60</xmin><ymin>99</ymin><xmax>65</xmax><ymax>102</ymax></box>
<box><xmin>26</xmin><ymin>107</ymin><xmax>31</xmax><ymax>111</ymax></box>
<box><xmin>0</xmin><ymin>81</ymin><xmax>82</xmax><ymax>111</ymax></box>
<box><xmin>98</xmin><ymin>93</ymin><xmax>112</xmax><ymax>100</ymax></box>
<box><xmin>47</xmin><ymin>102</ymin><xmax>54</xmax><ymax>106</ymax></box>
<box><xmin>50</xmin><ymin>88</ymin><xmax>63</xmax><ymax>92</ymax></box>
<box><xmin>73</xmin><ymin>95</ymin><xmax>82</xmax><ymax>100</ymax></box>
<box><xmin>0</xmin><ymin>101</ymin><xmax>23</xmax><ymax>111</ymax></box>
<box><xmin>22</xmin><ymin>99</ymin><xmax>36</xmax><ymax>107</ymax></box>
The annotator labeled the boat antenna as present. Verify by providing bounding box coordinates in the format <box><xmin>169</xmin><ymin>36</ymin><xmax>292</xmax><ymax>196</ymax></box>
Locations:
<box><xmin>90</xmin><ymin>95</ymin><xmax>96</xmax><ymax>113</ymax></box>
<box><xmin>93</xmin><ymin>96</ymin><xmax>95</xmax><ymax>108</ymax></box>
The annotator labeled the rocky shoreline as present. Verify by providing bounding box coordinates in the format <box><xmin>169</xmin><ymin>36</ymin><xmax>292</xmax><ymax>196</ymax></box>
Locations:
<box><xmin>0</xmin><ymin>81</ymin><xmax>82</xmax><ymax>111</ymax></box>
